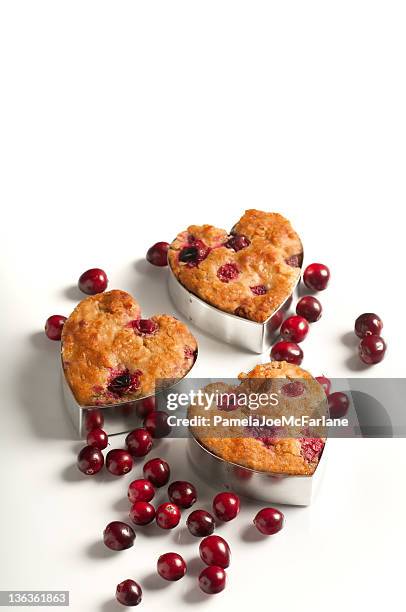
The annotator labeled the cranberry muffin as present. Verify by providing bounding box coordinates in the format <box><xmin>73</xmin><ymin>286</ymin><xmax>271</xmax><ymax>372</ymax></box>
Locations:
<box><xmin>168</xmin><ymin>210</ymin><xmax>303</xmax><ymax>323</ymax></box>
<box><xmin>189</xmin><ymin>361</ymin><xmax>326</xmax><ymax>476</ymax></box>
<box><xmin>61</xmin><ymin>290</ymin><xmax>197</xmax><ymax>406</ymax></box>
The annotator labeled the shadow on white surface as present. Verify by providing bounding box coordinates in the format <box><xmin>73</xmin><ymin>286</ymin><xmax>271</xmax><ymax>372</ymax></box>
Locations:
<box><xmin>63</xmin><ymin>284</ymin><xmax>83</xmax><ymax>302</ymax></box>
<box><xmin>100</xmin><ymin>598</ymin><xmax>119</xmax><ymax>612</ymax></box>
<box><xmin>132</xmin><ymin>259</ymin><xmax>174</xmax><ymax>316</ymax></box>
<box><xmin>141</xmin><ymin>571</ymin><xmax>171</xmax><ymax>591</ymax></box>
<box><xmin>86</xmin><ymin>540</ymin><xmax>117</xmax><ymax>561</ymax></box>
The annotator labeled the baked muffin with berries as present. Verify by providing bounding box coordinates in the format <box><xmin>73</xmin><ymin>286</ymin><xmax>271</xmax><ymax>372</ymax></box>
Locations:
<box><xmin>61</xmin><ymin>290</ymin><xmax>197</xmax><ymax>406</ymax></box>
<box><xmin>188</xmin><ymin>361</ymin><xmax>326</xmax><ymax>476</ymax></box>
<box><xmin>168</xmin><ymin>210</ymin><xmax>303</xmax><ymax>323</ymax></box>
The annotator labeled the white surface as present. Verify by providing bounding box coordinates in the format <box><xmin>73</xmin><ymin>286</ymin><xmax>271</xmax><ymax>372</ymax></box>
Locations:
<box><xmin>1</xmin><ymin>1</ymin><xmax>406</xmax><ymax>611</ymax></box>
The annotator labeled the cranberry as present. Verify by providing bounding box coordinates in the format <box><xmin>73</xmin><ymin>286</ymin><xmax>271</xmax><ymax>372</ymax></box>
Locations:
<box><xmin>86</xmin><ymin>428</ymin><xmax>108</xmax><ymax>450</ymax></box>
<box><xmin>184</xmin><ymin>346</ymin><xmax>197</xmax><ymax>360</ymax></box>
<box><xmin>253</xmin><ymin>507</ymin><xmax>284</xmax><ymax>535</ymax></box>
<box><xmin>355</xmin><ymin>313</ymin><xmax>383</xmax><ymax>338</ymax></box>
<box><xmin>108</xmin><ymin>370</ymin><xmax>141</xmax><ymax>397</ymax></box>
<box><xmin>106</xmin><ymin>449</ymin><xmax>133</xmax><ymax>476</ymax></box>
<box><xmin>143</xmin><ymin>411</ymin><xmax>171</xmax><ymax>438</ymax></box>
<box><xmin>217</xmin><ymin>263</ymin><xmax>240</xmax><ymax>283</ymax></box>
<box><xmin>315</xmin><ymin>375</ymin><xmax>331</xmax><ymax>395</ymax></box>
<box><xmin>327</xmin><ymin>392</ymin><xmax>349</xmax><ymax>418</ymax></box>
<box><xmin>300</xmin><ymin>438</ymin><xmax>325</xmax><ymax>462</ymax></box>
<box><xmin>303</xmin><ymin>263</ymin><xmax>330</xmax><ymax>291</ymax></box>
<box><xmin>128</xmin><ymin>479</ymin><xmax>155</xmax><ymax>504</ymax></box>
<box><xmin>132</xmin><ymin>318</ymin><xmax>158</xmax><ymax>335</ymax></box>
<box><xmin>212</xmin><ymin>492</ymin><xmax>240</xmax><ymax>522</ymax></box>
<box><xmin>116</xmin><ymin>579</ymin><xmax>142</xmax><ymax>606</ymax></box>
<box><xmin>85</xmin><ymin>409</ymin><xmax>104</xmax><ymax>432</ymax></box>
<box><xmin>199</xmin><ymin>535</ymin><xmax>230</xmax><ymax>568</ymax></box>
<box><xmin>296</xmin><ymin>296</ymin><xmax>322</xmax><ymax>323</ymax></box>
<box><xmin>285</xmin><ymin>253</ymin><xmax>303</xmax><ymax>268</ymax></box>
<box><xmin>199</xmin><ymin>566</ymin><xmax>226</xmax><ymax>595</ymax></box>
<box><xmin>146</xmin><ymin>241</ymin><xmax>169</xmax><ymax>267</ymax></box>
<box><xmin>360</xmin><ymin>334</ymin><xmax>387</xmax><ymax>364</ymax></box>
<box><xmin>186</xmin><ymin>510</ymin><xmax>215</xmax><ymax>537</ymax></box>
<box><xmin>225</xmin><ymin>234</ymin><xmax>250</xmax><ymax>252</ymax></box>
<box><xmin>78</xmin><ymin>268</ymin><xmax>108</xmax><ymax>294</ymax></box>
<box><xmin>45</xmin><ymin>315</ymin><xmax>67</xmax><ymax>340</ymax></box>
<box><xmin>125</xmin><ymin>428</ymin><xmax>153</xmax><ymax>457</ymax></box>
<box><xmin>156</xmin><ymin>502</ymin><xmax>181</xmax><ymax>529</ymax></box>
<box><xmin>267</xmin><ymin>309</ymin><xmax>284</xmax><ymax>331</ymax></box>
<box><xmin>179</xmin><ymin>239</ymin><xmax>210</xmax><ymax>266</ymax></box>
<box><xmin>281</xmin><ymin>381</ymin><xmax>305</xmax><ymax>397</ymax></box>
<box><xmin>271</xmin><ymin>341</ymin><xmax>303</xmax><ymax>365</ymax></box>
<box><xmin>136</xmin><ymin>396</ymin><xmax>156</xmax><ymax>418</ymax></box>
<box><xmin>129</xmin><ymin>501</ymin><xmax>156</xmax><ymax>525</ymax></box>
<box><xmin>280</xmin><ymin>315</ymin><xmax>309</xmax><ymax>343</ymax></box>
<box><xmin>143</xmin><ymin>458</ymin><xmax>170</xmax><ymax>487</ymax></box>
<box><xmin>167</xmin><ymin>481</ymin><xmax>197</xmax><ymax>508</ymax></box>
<box><xmin>250</xmin><ymin>284</ymin><xmax>267</xmax><ymax>295</ymax></box>
<box><xmin>103</xmin><ymin>521</ymin><xmax>135</xmax><ymax>550</ymax></box>
<box><xmin>77</xmin><ymin>445</ymin><xmax>104</xmax><ymax>475</ymax></box>
<box><xmin>157</xmin><ymin>552</ymin><xmax>187</xmax><ymax>581</ymax></box>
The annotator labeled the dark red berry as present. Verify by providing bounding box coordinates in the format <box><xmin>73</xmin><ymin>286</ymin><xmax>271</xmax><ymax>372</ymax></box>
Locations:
<box><xmin>125</xmin><ymin>428</ymin><xmax>153</xmax><ymax>457</ymax></box>
<box><xmin>217</xmin><ymin>263</ymin><xmax>240</xmax><ymax>283</ymax></box>
<box><xmin>143</xmin><ymin>411</ymin><xmax>171</xmax><ymax>438</ymax></box>
<box><xmin>156</xmin><ymin>502</ymin><xmax>181</xmax><ymax>529</ymax></box>
<box><xmin>179</xmin><ymin>239</ymin><xmax>210</xmax><ymax>267</ymax></box>
<box><xmin>143</xmin><ymin>458</ymin><xmax>170</xmax><ymax>487</ymax></box>
<box><xmin>157</xmin><ymin>552</ymin><xmax>186</xmax><ymax>581</ymax></box>
<box><xmin>132</xmin><ymin>318</ymin><xmax>158</xmax><ymax>335</ymax></box>
<box><xmin>129</xmin><ymin>501</ymin><xmax>156</xmax><ymax>525</ymax></box>
<box><xmin>86</xmin><ymin>428</ymin><xmax>108</xmax><ymax>450</ymax></box>
<box><xmin>300</xmin><ymin>438</ymin><xmax>325</xmax><ymax>462</ymax></box>
<box><xmin>225</xmin><ymin>234</ymin><xmax>250</xmax><ymax>252</ymax></box>
<box><xmin>280</xmin><ymin>315</ymin><xmax>309</xmax><ymax>343</ymax></box>
<box><xmin>271</xmin><ymin>341</ymin><xmax>303</xmax><ymax>365</ymax></box>
<box><xmin>45</xmin><ymin>315</ymin><xmax>67</xmax><ymax>340</ymax></box>
<box><xmin>106</xmin><ymin>449</ymin><xmax>133</xmax><ymax>476</ymax></box>
<box><xmin>103</xmin><ymin>521</ymin><xmax>135</xmax><ymax>550</ymax></box>
<box><xmin>281</xmin><ymin>381</ymin><xmax>305</xmax><ymax>397</ymax></box>
<box><xmin>315</xmin><ymin>375</ymin><xmax>331</xmax><ymax>395</ymax></box>
<box><xmin>77</xmin><ymin>445</ymin><xmax>104</xmax><ymax>475</ymax></box>
<box><xmin>327</xmin><ymin>392</ymin><xmax>349</xmax><ymax>418</ymax></box>
<box><xmin>355</xmin><ymin>313</ymin><xmax>383</xmax><ymax>338</ymax></box>
<box><xmin>212</xmin><ymin>492</ymin><xmax>240</xmax><ymax>522</ymax></box>
<box><xmin>85</xmin><ymin>409</ymin><xmax>104</xmax><ymax>432</ymax></box>
<box><xmin>78</xmin><ymin>268</ymin><xmax>108</xmax><ymax>295</ymax></box>
<box><xmin>296</xmin><ymin>296</ymin><xmax>322</xmax><ymax>323</ymax></box>
<box><xmin>168</xmin><ymin>481</ymin><xmax>197</xmax><ymax>508</ymax></box>
<box><xmin>253</xmin><ymin>507</ymin><xmax>284</xmax><ymax>535</ymax></box>
<box><xmin>187</xmin><ymin>510</ymin><xmax>215</xmax><ymax>537</ymax></box>
<box><xmin>285</xmin><ymin>253</ymin><xmax>303</xmax><ymax>268</ymax></box>
<box><xmin>146</xmin><ymin>241</ymin><xmax>169</xmax><ymax>267</ymax></box>
<box><xmin>199</xmin><ymin>566</ymin><xmax>226</xmax><ymax>595</ymax></box>
<box><xmin>359</xmin><ymin>335</ymin><xmax>386</xmax><ymax>364</ymax></box>
<box><xmin>128</xmin><ymin>479</ymin><xmax>155</xmax><ymax>504</ymax></box>
<box><xmin>250</xmin><ymin>284</ymin><xmax>267</xmax><ymax>295</ymax></box>
<box><xmin>116</xmin><ymin>579</ymin><xmax>142</xmax><ymax>606</ymax></box>
<box><xmin>108</xmin><ymin>369</ymin><xmax>141</xmax><ymax>397</ymax></box>
<box><xmin>267</xmin><ymin>309</ymin><xmax>284</xmax><ymax>331</ymax></box>
<box><xmin>199</xmin><ymin>535</ymin><xmax>230</xmax><ymax>568</ymax></box>
<box><xmin>136</xmin><ymin>396</ymin><xmax>156</xmax><ymax>418</ymax></box>
<box><xmin>303</xmin><ymin>263</ymin><xmax>330</xmax><ymax>291</ymax></box>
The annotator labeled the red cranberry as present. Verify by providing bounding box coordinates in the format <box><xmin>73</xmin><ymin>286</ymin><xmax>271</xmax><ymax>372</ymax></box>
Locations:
<box><xmin>285</xmin><ymin>253</ymin><xmax>303</xmax><ymax>268</ymax></box>
<box><xmin>199</xmin><ymin>566</ymin><xmax>226</xmax><ymax>595</ymax></box>
<box><xmin>253</xmin><ymin>507</ymin><xmax>284</xmax><ymax>535</ymax></box>
<box><xmin>212</xmin><ymin>492</ymin><xmax>240</xmax><ymax>522</ymax></box>
<box><xmin>303</xmin><ymin>263</ymin><xmax>330</xmax><ymax>291</ymax></box>
<box><xmin>45</xmin><ymin>315</ymin><xmax>67</xmax><ymax>340</ymax></box>
<box><xmin>296</xmin><ymin>296</ymin><xmax>322</xmax><ymax>323</ymax></box>
<box><xmin>132</xmin><ymin>318</ymin><xmax>158</xmax><ymax>335</ymax></box>
<box><xmin>125</xmin><ymin>428</ymin><xmax>153</xmax><ymax>457</ymax></box>
<box><xmin>85</xmin><ymin>409</ymin><xmax>104</xmax><ymax>432</ymax></box>
<box><xmin>143</xmin><ymin>411</ymin><xmax>171</xmax><ymax>438</ymax></box>
<box><xmin>359</xmin><ymin>335</ymin><xmax>386</xmax><ymax>364</ymax></box>
<box><xmin>86</xmin><ymin>428</ymin><xmax>108</xmax><ymax>450</ymax></box>
<box><xmin>168</xmin><ymin>481</ymin><xmax>197</xmax><ymax>508</ymax></box>
<box><xmin>129</xmin><ymin>501</ymin><xmax>156</xmax><ymax>525</ymax></box>
<box><xmin>146</xmin><ymin>241</ymin><xmax>169</xmax><ymax>267</ymax></box>
<box><xmin>268</xmin><ymin>309</ymin><xmax>284</xmax><ymax>332</ymax></box>
<box><xmin>225</xmin><ymin>234</ymin><xmax>250</xmax><ymax>252</ymax></box>
<box><xmin>315</xmin><ymin>375</ymin><xmax>331</xmax><ymax>395</ymax></box>
<box><xmin>108</xmin><ymin>369</ymin><xmax>141</xmax><ymax>397</ymax></box>
<box><xmin>281</xmin><ymin>381</ymin><xmax>305</xmax><ymax>397</ymax></box>
<box><xmin>217</xmin><ymin>263</ymin><xmax>240</xmax><ymax>283</ymax></box>
<box><xmin>157</xmin><ymin>552</ymin><xmax>186</xmax><ymax>581</ymax></box>
<box><xmin>328</xmin><ymin>392</ymin><xmax>349</xmax><ymax>418</ymax></box>
<box><xmin>179</xmin><ymin>239</ymin><xmax>209</xmax><ymax>266</ymax></box>
<box><xmin>128</xmin><ymin>479</ymin><xmax>155</xmax><ymax>504</ymax></box>
<box><xmin>280</xmin><ymin>315</ymin><xmax>309</xmax><ymax>343</ymax></box>
<box><xmin>187</xmin><ymin>510</ymin><xmax>215</xmax><ymax>537</ymax></box>
<box><xmin>116</xmin><ymin>579</ymin><xmax>142</xmax><ymax>606</ymax></box>
<box><xmin>77</xmin><ymin>445</ymin><xmax>104</xmax><ymax>475</ymax></box>
<box><xmin>103</xmin><ymin>521</ymin><xmax>135</xmax><ymax>550</ymax></box>
<box><xmin>78</xmin><ymin>268</ymin><xmax>108</xmax><ymax>294</ymax></box>
<box><xmin>106</xmin><ymin>449</ymin><xmax>133</xmax><ymax>476</ymax></box>
<box><xmin>250</xmin><ymin>284</ymin><xmax>267</xmax><ymax>295</ymax></box>
<box><xmin>300</xmin><ymin>438</ymin><xmax>325</xmax><ymax>462</ymax></box>
<box><xmin>143</xmin><ymin>458</ymin><xmax>170</xmax><ymax>487</ymax></box>
<box><xmin>136</xmin><ymin>396</ymin><xmax>156</xmax><ymax>418</ymax></box>
<box><xmin>199</xmin><ymin>535</ymin><xmax>230</xmax><ymax>568</ymax></box>
<box><xmin>156</xmin><ymin>502</ymin><xmax>181</xmax><ymax>529</ymax></box>
<box><xmin>355</xmin><ymin>313</ymin><xmax>383</xmax><ymax>338</ymax></box>
<box><xmin>271</xmin><ymin>341</ymin><xmax>303</xmax><ymax>365</ymax></box>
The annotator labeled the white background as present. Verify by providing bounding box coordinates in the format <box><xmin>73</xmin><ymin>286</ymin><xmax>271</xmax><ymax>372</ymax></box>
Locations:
<box><xmin>1</xmin><ymin>1</ymin><xmax>405</xmax><ymax>611</ymax></box>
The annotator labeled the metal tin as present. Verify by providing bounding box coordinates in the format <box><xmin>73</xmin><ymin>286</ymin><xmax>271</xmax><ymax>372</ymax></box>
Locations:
<box><xmin>168</xmin><ymin>263</ymin><xmax>301</xmax><ymax>354</ymax></box>
<box><xmin>187</xmin><ymin>435</ymin><xmax>327</xmax><ymax>506</ymax></box>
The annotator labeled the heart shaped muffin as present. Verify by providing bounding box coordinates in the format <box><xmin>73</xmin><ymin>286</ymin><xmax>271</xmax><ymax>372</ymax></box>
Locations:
<box><xmin>168</xmin><ymin>210</ymin><xmax>303</xmax><ymax>323</ymax></box>
<box><xmin>61</xmin><ymin>290</ymin><xmax>197</xmax><ymax>406</ymax></box>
